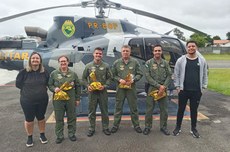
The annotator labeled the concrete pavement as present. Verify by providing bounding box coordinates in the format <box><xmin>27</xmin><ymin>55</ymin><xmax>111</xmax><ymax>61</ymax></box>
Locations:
<box><xmin>0</xmin><ymin>83</ymin><xmax>230</xmax><ymax>152</ymax></box>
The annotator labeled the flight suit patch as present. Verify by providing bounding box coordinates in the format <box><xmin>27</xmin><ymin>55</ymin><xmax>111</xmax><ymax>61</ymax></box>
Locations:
<box><xmin>120</xmin><ymin>65</ymin><xmax>124</xmax><ymax>70</ymax></box>
<box><xmin>152</xmin><ymin>64</ymin><xmax>157</xmax><ymax>70</ymax></box>
<box><xmin>99</xmin><ymin>67</ymin><xmax>104</xmax><ymax>70</ymax></box>
<box><xmin>91</xmin><ymin>66</ymin><xmax>96</xmax><ymax>72</ymax></box>
<box><xmin>129</xmin><ymin>66</ymin><xmax>133</xmax><ymax>70</ymax></box>
<box><xmin>57</xmin><ymin>74</ymin><xmax>63</xmax><ymax>79</ymax></box>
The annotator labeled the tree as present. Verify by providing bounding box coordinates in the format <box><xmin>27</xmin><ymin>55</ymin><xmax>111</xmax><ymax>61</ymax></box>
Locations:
<box><xmin>226</xmin><ymin>32</ymin><xmax>230</xmax><ymax>40</ymax></box>
<box><xmin>205</xmin><ymin>35</ymin><xmax>213</xmax><ymax>45</ymax></box>
<box><xmin>213</xmin><ymin>35</ymin><xmax>221</xmax><ymax>40</ymax></box>
<box><xmin>189</xmin><ymin>33</ymin><xmax>208</xmax><ymax>47</ymax></box>
<box><xmin>173</xmin><ymin>28</ymin><xmax>186</xmax><ymax>41</ymax></box>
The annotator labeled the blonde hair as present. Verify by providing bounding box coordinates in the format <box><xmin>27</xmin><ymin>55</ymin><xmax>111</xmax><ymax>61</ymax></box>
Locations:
<box><xmin>26</xmin><ymin>52</ymin><xmax>45</xmax><ymax>73</ymax></box>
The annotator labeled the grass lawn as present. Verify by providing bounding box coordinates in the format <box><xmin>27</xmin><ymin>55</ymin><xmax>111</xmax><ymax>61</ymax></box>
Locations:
<box><xmin>202</xmin><ymin>53</ymin><xmax>230</xmax><ymax>60</ymax></box>
<box><xmin>208</xmin><ymin>68</ymin><xmax>230</xmax><ymax>95</ymax></box>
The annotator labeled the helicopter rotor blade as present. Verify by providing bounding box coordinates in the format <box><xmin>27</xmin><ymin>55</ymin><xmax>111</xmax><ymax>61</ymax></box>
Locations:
<box><xmin>0</xmin><ymin>3</ymin><xmax>82</xmax><ymax>23</ymax></box>
<box><xmin>119</xmin><ymin>5</ymin><xmax>207</xmax><ymax>36</ymax></box>
<box><xmin>0</xmin><ymin>0</ymin><xmax>207</xmax><ymax>36</ymax></box>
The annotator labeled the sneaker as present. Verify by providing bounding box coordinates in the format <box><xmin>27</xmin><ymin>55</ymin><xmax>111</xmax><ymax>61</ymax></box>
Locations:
<box><xmin>160</xmin><ymin>127</ymin><xmax>170</xmax><ymax>136</ymax></box>
<box><xmin>55</xmin><ymin>137</ymin><xmax>64</xmax><ymax>144</ymax></box>
<box><xmin>40</xmin><ymin>134</ymin><xmax>48</xmax><ymax>144</ymax></box>
<box><xmin>134</xmin><ymin>126</ymin><xmax>142</xmax><ymax>133</ymax></box>
<box><xmin>87</xmin><ymin>130</ymin><xmax>95</xmax><ymax>137</ymax></box>
<box><xmin>26</xmin><ymin>136</ymin><xmax>33</xmax><ymax>147</ymax></box>
<box><xmin>190</xmin><ymin>128</ymin><xmax>200</xmax><ymax>138</ymax></box>
<box><xmin>111</xmin><ymin>126</ymin><xmax>118</xmax><ymax>133</ymax></box>
<box><xmin>103</xmin><ymin>129</ymin><xmax>111</xmax><ymax>136</ymax></box>
<box><xmin>143</xmin><ymin>128</ymin><xmax>151</xmax><ymax>135</ymax></box>
<box><xmin>69</xmin><ymin>135</ymin><xmax>77</xmax><ymax>141</ymax></box>
<box><xmin>173</xmin><ymin>126</ymin><xmax>181</xmax><ymax>136</ymax></box>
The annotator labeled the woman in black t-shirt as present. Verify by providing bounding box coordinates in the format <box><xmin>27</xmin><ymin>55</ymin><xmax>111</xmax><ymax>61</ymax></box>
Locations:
<box><xmin>16</xmin><ymin>52</ymin><xmax>49</xmax><ymax>147</ymax></box>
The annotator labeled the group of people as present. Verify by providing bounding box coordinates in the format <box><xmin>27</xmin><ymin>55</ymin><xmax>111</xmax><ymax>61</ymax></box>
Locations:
<box><xmin>16</xmin><ymin>40</ymin><xmax>208</xmax><ymax>147</ymax></box>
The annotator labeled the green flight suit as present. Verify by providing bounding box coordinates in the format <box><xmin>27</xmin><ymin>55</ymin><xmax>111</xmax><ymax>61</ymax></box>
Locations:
<box><xmin>112</xmin><ymin>57</ymin><xmax>143</xmax><ymax>127</ymax></box>
<box><xmin>144</xmin><ymin>58</ymin><xmax>172</xmax><ymax>129</ymax></box>
<box><xmin>48</xmin><ymin>69</ymin><xmax>81</xmax><ymax>139</ymax></box>
<box><xmin>82</xmin><ymin>61</ymin><xmax>112</xmax><ymax>131</ymax></box>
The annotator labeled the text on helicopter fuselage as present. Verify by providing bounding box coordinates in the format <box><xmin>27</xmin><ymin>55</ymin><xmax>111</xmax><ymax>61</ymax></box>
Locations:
<box><xmin>0</xmin><ymin>51</ymin><xmax>29</xmax><ymax>60</ymax></box>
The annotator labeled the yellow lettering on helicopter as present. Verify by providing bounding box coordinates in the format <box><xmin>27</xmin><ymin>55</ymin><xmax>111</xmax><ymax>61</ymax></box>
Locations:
<box><xmin>93</xmin><ymin>22</ymin><xmax>99</xmax><ymax>29</ymax></box>
<box><xmin>14</xmin><ymin>53</ymin><xmax>21</xmax><ymax>60</ymax></box>
<box><xmin>88</xmin><ymin>22</ymin><xmax>99</xmax><ymax>29</ymax></box>
<box><xmin>88</xmin><ymin>22</ymin><xmax>93</xmax><ymax>28</ymax></box>
<box><xmin>108</xmin><ymin>23</ymin><xmax>113</xmax><ymax>29</ymax></box>
<box><xmin>0</xmin><ymin>52</ymin><xmax>29</xmax><ymax>60</ymax></box>
<box><xmin>21</xmin><ymin>52</ymin><xmax>29</xmax><ymax>60</ymax></box>
<box><xmin>87</xmin><ymin>22</ymin><xmax>118</xmax><ymax>30</ymax></box>
<box><xmin>101</xmin><ymin>23</ymin><xmax>107</xmax><ymax>29</ymax></box>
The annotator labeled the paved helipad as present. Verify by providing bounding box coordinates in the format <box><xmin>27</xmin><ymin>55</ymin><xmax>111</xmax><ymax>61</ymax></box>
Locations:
<box><xmin>1</xmin><ymin>83</ymin><xmax>230</xmax><ymax>152</ymax></box>
<box><xmin>46</xmin><ymin>97</ymin><xmax>208</xmax><ymax>123</ymax></box>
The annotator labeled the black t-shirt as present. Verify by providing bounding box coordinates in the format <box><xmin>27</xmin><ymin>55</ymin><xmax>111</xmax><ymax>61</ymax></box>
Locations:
<box><xmin>184</xmin><ymin>57</ymin><xmax>200</xmax><ymax>91</ymax></box>
<box><xmin>16</xmin><ymin>69</ymin><xmax>49</xmax><ymax>104</ymax></box>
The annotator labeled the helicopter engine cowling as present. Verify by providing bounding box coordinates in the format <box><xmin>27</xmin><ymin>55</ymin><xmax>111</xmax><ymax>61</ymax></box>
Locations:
<box><xmin>25</xmin><ymin>26</ymin><xmax>47</xmax><ymax>41</ymax></box>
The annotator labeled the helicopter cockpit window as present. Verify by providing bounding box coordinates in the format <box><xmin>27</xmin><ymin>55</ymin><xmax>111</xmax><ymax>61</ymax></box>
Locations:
<box><xmin>144</xmin><ymin>37</ymin><xmax>185</xmax><ymax>67</ymax></box>
<box><xmin>128</xmin><ymin>38</ymin><xmax>144</xmax><ymax>59</ymax></box>
<box><xmin>156</xmin><ymin>38</ymin><xmax>184</xmax><ymax>66</ymax></box>
<box><xmin>144</xmin><ymin>39</ymin><xmax>157</xmax><ymax>60</ymax></box>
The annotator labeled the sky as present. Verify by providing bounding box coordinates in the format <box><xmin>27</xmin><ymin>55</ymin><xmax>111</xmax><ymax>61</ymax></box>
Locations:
<box><xmin>0</xmin><ymin>0</ymin><xmax>229</xmax><ymax>39</ymax></box>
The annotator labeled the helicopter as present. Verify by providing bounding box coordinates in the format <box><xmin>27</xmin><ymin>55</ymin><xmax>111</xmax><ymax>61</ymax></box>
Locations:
<box><xmin>0</xmin><ymin>0</ymin><xmax>209</xmax><ymax>116</ymax></box>
<box><xmin>0</xmin><ymin>0</ymin><xmax>207</xmax><ymax>92</ymax></box>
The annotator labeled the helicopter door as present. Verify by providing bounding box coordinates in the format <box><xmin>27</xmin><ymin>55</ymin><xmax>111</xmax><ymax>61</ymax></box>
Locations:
<box><xmin>128</xmin><ymin>38</ymin><xmax>145</xmax><ymax>60</ymax></box>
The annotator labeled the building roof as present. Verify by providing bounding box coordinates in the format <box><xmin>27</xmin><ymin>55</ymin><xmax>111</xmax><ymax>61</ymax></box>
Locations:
<box><xmin>213</xmin><ymin>40</ymin><xmax>230</xmax><ymax>45</ymax></box>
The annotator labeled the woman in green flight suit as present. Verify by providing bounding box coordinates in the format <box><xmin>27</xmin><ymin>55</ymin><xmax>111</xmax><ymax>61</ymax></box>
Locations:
<box><xmin>48</xmin><ymin>55</ymin><xmax>81</xmax><ymax>144</ymax></box>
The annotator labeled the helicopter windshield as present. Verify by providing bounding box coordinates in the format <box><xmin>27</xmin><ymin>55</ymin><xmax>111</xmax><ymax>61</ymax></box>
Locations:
<box><xmin>128</xmin><ymin>37</ymin><xmax>185</xmax><ymax>67</ymax></box>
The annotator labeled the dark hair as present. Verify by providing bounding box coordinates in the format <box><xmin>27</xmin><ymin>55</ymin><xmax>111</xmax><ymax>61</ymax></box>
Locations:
<box><xmin>152</xmin><ymin>44</ymin><xmax>163</xmax><ymax>50</ymax></box>
<box><xmin>94</xmin><ymin>47</ymin><xmax>103</xmax><ymax>52</ymax></box>
<box><xmin>58</xmin><ymin>55</ymin><xmax>69</xmax><ymax>62</ymax></box>
<box><xmin>186</xmin><ymin>40</ymin><xmax>198</xmax><ymax>46</ymax></box>
<box><xmin>26</xmin><ymin>52</ymin><xmax>44</xmax><ymax>72</ymax></box>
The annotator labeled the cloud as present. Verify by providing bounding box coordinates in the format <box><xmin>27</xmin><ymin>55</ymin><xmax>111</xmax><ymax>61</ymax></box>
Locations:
<box><xmin>0</xmin><ymin>0</ymin><xmax>229</xmax><ymax>39</ymax></box>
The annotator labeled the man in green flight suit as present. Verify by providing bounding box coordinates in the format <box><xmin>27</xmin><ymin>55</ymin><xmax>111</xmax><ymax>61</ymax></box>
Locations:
<box><xmin>143</xmin><ymin>44</ymin><xmax>172</xmax><ymax>136</ymax></box>
<box><xmin>82</xmin><ymin>47</ymin><xmax>113</xmax><ymax>137</ymax></box>
<box><xmin>111</xmin><ymin>45</ymin><xmax>143</xmax><ymax>133</ymax></box>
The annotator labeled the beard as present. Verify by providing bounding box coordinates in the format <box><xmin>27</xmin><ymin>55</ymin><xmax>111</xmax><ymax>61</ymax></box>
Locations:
<box><xmin>188</xmin><ymin>50</ymin><xmax>196</xmax><ymax>55</ymax></box>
